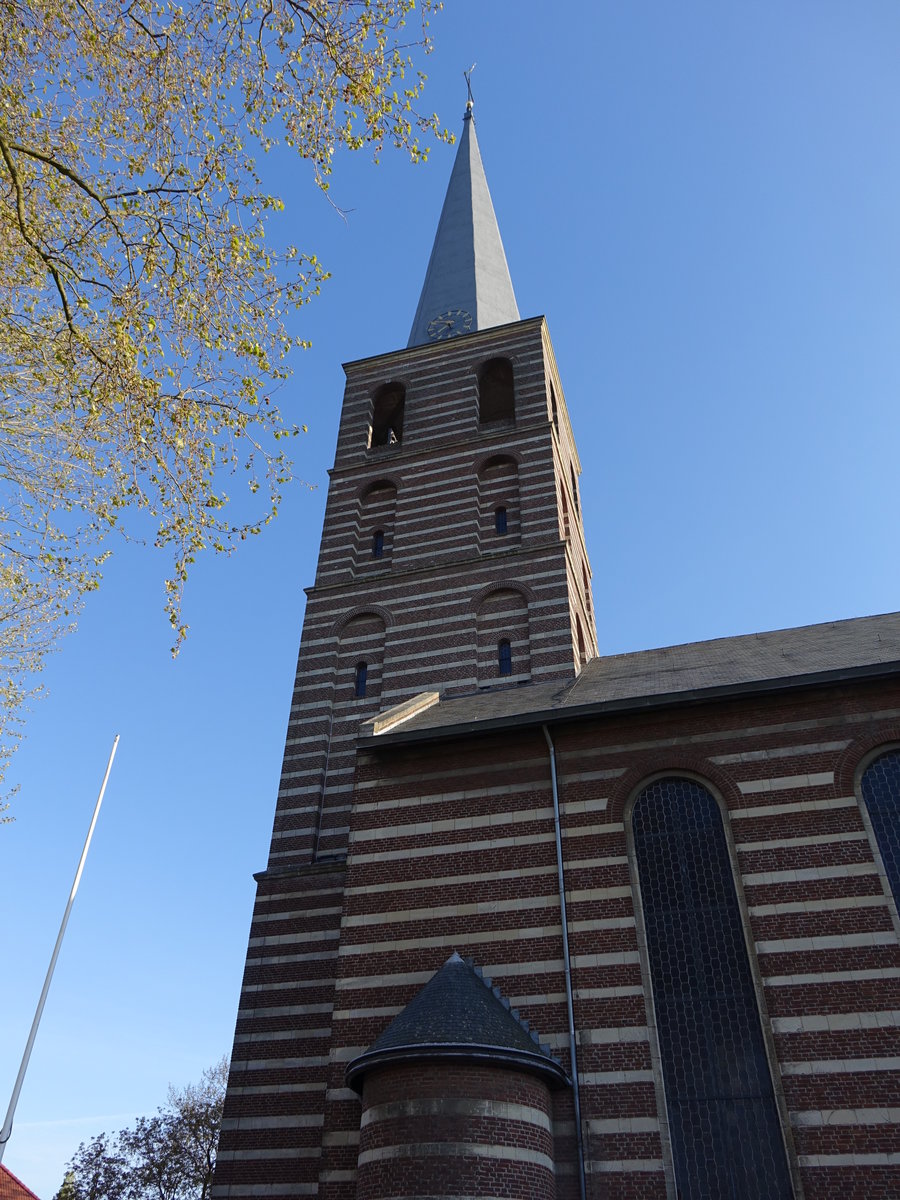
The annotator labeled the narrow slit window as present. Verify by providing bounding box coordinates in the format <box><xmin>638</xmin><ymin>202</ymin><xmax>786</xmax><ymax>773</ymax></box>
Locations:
<box><xmin>354</xmin><ymin>661</ymin><xmax>368</xmax><ymax>698</ymax></box>
<box><xmin>495</xmin><ymin>506</ymin><xmax>508</xmax><ymax>535</ymax></box>
<box><xmin>498</xmin><ymin>639</ymin><xmax>512</xmax><ymax>676</ymax></box>
<box><xmin>372</xmin><ymin>530</ymin><xmax>384</xmax><ymax>559</ymax></box>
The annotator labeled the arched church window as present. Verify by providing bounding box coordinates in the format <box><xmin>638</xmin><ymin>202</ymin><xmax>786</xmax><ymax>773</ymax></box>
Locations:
<box><xmin>570</xmin><ymin>463</ymin><xmax>580</xmax><ymax>517</ymax></box>
<box><xmin>477</xmin><ymin>456</ymin><xmax>520</xmax><ymax>551</ymax></box>
<box><xmin>354</xmin><ymin>661</ymin><xmax>368</xmax><ymax>698</ymax></box>
<box><xmin>498</xmin><ymin>639</ymin><xmax>512</xmax><ymax>676</ymax></box>
<box><xmin>549</xmin><ymin>381</ymin><xmax>559</xmax><ymax>430</ymax></box>
<box><xmin>576</xmin><ymin>615</ymin><xmax>586</xmax><ymax>667</ymax></box>
<box><xmin>476</xmin><ymin>588</ymin><xmax>530</xmax><ymax>685</ymax></box>
<box><xmin>340</xmin><ymin>612</ymin><xmax>386</xmax><ymax>703</ymax></box>
<box><xmin>860</xmin><ymin>749</ymin><xmax>900</xmax><ymax>907</ymax></box>
<box><xmin>478</xmin><ymin>358</ymin><xmax>514</xmax><ymax>424</ymax></box>
<box><xmin>370</xmin><ymin>382</ymin><xmax>405</xmax><ymax>447</ymax></box>
<box><xmin>357</xmin><ymin>481</ymin><xmax>397</xmax><ymax>570</ymax></box>
<box><xmin>631</xmin><ymin>777</ymin><xmax>794</xmax><ymax>1199</ymax></box>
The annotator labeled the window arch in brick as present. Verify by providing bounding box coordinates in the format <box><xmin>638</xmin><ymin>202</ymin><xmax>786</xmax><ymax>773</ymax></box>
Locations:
<box><xmin>860</xmin><ymin>749</ymin><xmax>900</xmax><ymax>907</ymax></box>
<box><xmin>358</xmin><ymin>480</ymin><xmax>397</xmax><ymax>568</ymax></box>
<box><xmin>338</xmin><ymin>612</ymin><xmax>386</xmax><ymax>703</ymax></box>
<box><xmin>477</xmin><ymin>455</ymin><xmax>520</xmax><ymax>550</ymax></box>
<box><xmin>370</xmin><ymin>382</ymin><xmax>405</xmax><ymax>447</ymax></box>
<box><xmin>477</xmin><ymin>357</ymin><xmax>514</xmax><ymax>424</ymax></box>
<box><xmin>476</xmin><ymin>588</ymin><xmax>530</xmax><ymax>685</ymax></box>
<box><xmin>630</xmin><ymin>777</ymin><xmax>794</xmax><ymax>1199</ymax></box>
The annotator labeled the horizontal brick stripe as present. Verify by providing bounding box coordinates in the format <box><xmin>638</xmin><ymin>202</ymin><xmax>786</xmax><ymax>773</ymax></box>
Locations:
<box><xmin>356</xmin><ymin>1143</ymin><xmax>555</xmax><ymax>1170</ymax></box>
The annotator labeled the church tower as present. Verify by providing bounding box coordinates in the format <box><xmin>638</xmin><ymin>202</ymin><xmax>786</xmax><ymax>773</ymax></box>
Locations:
<box><xmin>213</xmin><ymin>102</ymin><xmax>595</xmax><ymax>1200</ymax></box>
<box><xmin>214</xmin><ymin>93</ymin><xmax>900</xmax><ymax>1200</ymax></box>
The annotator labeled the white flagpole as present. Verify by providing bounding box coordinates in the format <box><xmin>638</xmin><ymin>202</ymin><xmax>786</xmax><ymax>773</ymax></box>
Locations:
<box><xmin>0</xmin><ymin>734</ymin><xmax>120</xmax><ymax>1165</ymax></box>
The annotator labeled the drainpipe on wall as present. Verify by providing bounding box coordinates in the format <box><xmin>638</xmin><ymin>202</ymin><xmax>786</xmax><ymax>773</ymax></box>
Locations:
<box><xmin>542</xmin><ymin>724</ymin><xmax>588</xmax><ymax>1200</ymax></box>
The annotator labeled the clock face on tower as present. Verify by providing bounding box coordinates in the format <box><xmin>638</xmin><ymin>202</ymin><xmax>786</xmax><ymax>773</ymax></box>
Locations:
<box><xmin>426</xmin><ymin>308</ymin><xmax>473</xmax><ymax>341</ymax></box>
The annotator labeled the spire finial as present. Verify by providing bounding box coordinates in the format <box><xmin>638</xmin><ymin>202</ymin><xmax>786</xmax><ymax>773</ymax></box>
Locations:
<box><xmin>463</xmin><ymin>64</ymin><xmax>476</xmax><ymax>120</ymax></box>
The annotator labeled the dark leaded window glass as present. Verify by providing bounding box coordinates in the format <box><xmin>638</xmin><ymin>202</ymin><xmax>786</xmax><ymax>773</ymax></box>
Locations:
<box><xmin>632</xmin><ymin>778</ymin><xmax>793</xmax><ymax>1199</ymax></box>
<box><xmin>372</xmin><ymin>530</ymin><xmax>384</xmax><ymax>559</ymax></box>
<box><xmin>495</xmin><ymin>506</ymin><xmax>508</xmax><ymax>535</ymax></box>
<box><xmin>860</xmin><ymin>750</ymin><xmax>900</xmax><ymax>906</ymax></box>
<box><xmin>354</xmin><ymin>661</ymin><xmax>368</xmax><ymax>698</ymax></box>
<box><xmin>498</xmin><ymin>639</ymin><xmax>512</xmax><ymax>676</ymax></box>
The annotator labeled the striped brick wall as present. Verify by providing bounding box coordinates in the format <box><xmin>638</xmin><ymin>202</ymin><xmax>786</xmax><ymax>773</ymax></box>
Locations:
<box><xmin>355</xmin><ymin>1064</ymin><xmax>557</xmax><ymax>1200</ymax></box>
<box><xmin>309</xmin><ymin>676</ymin><xmax>900</xmax><ymax>1199</ymax></box>
<box><xmin>217</xmin><ymin>864</ymin><xmax>345</xmax><ymax>1199</ymax></box>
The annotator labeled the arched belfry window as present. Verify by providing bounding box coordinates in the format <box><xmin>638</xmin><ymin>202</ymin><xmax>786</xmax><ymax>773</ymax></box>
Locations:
<box><xmin>339</xmin><ymin>612</ymin><xmax>386</xmax><ymax>704</ymax></box>
<box><xmin>357</xmin><ymin>481</ymin><xmax>397</xmax><ymax>569</ymax></box>
<box><xmin>860</xmin><ymin>749</ymin><xmax>900</xmax><ymax>906</ymax></box>
<box><xmin>478</xmin><ymin>358</ymin><xmax>514</xmax><ymax>424</ymax></box>
<box><xmin>475</xmin><ymin>588</ymin><xmax>530</xmax><ymax>685</ymax></box>
<box><xmin>476</xmin><ymin>456</ymin><xmax>520</xmax><ymax>551</ymax></box>
<box><xmin>370</xmin><ymin>382</ymin><xmax>405</xmax><ymax>447</ymax></box>
<box><xmin>631</xmin><ymin>778</ymin><xmax>794</xmax><ymax>1199</ymax></box>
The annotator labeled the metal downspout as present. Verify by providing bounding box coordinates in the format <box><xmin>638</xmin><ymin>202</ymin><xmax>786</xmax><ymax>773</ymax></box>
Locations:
<box><xmin>543</xmin><ymin>724</ymin><xmax>587</xmax><ymax>1200</ymax></box>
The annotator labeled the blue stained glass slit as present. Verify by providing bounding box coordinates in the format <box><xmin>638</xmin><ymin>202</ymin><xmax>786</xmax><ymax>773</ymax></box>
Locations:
<box><xmin>498</xmin><ymin>639</ymin><xmax>512</xmax><ymax>676</ymax></box>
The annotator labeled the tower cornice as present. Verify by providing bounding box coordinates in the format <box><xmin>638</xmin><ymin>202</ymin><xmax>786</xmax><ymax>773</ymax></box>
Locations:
<box><xmin>342</xmin><ymin>314</ymin><xmax>546</xmax><ymax>375</ymax></box>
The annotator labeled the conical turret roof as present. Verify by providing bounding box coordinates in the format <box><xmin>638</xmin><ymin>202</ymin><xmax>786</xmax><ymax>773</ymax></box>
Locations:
<box><xmin>407</xmin><ymin>106</ymin><xmax>520</xmax><ymax>347</ymax></box>
<box><xmin>345</xmin><ymin>952</ymin><xmax>569</xmax><ymax>1091</ymax></box>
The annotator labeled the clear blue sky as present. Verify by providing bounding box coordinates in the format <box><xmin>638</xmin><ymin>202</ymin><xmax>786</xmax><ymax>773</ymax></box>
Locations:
<box><xmin>3</xmin><ymin>3</ymin><xmax>900</xmax><ymax>1195</ymax></box>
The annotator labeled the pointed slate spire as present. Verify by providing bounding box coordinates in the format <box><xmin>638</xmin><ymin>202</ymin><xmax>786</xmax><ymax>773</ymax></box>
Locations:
<box><xmin>407</xmin><ymin>103</ymin><xmax>520</xmax><ymax>347</ymax></box>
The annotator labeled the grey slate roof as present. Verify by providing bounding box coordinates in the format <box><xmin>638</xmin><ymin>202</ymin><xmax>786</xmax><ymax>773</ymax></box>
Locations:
<box><xmin>407</xmin><ymin>108</ymin><xmax>520</xmax><ymax>348</ymax></box>
<box><xmin>366</xmin><ymin>611</ymin><xmax>900</xmax><ymax>745</ymax></box>
<box><xmin>345</xmin><ymin>952</ymin><xmax>569</xmax><ymax>1091</ymax></box>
